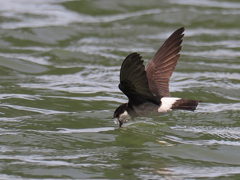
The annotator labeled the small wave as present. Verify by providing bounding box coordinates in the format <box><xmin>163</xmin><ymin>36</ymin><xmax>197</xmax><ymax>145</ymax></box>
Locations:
<box><xmin>156</xmin><ymin>166</ymin><xmax>240</xmax><ymax>178</ymax></box>
<box><xmin>3</xmin><ymin>154</ymin><xmax>117</xmax><ymax>168</ymax></box>
<box><xmin>197</xmin><ymin>103</ymin><xmax>240</xmax><ymax>112</ymax></box>
<box><xmin>171</xmin><ymin>126</ymin><xmax>240</xmax><ymax>139</ymax></box>
<box><xmin>165</xmin><ymin>135</ymin><xmax>240</xmax><ymax>146</ymax></box>
<box><xmin>26</xmin><ymin>127</ymin><xmax>115</xmax><ymax>134</ymax></box>
<box><xmin>139</xmin><ymin>29</ymin><xmax>240</xmax><ymax>41</ymax></box>
<box><xmin>0</xmin><ymin>104</ymin><xmax>69</xmax><ymax>114</ymax></box>
<box><xmin>185</xmin><ymin>40</ymin><xmax>240</xmax><ymax>48</ymax></box>
<box><xmin>0</xmin><ymin>52</ymin><xmax>51</xmax><ymax>65</ymax></box>
<box><xmin>0</xmin><ymin>94</ymin><xmax>43</xmax><ymax>100</ymax></box>
<box><xmin>182</xmin><ymin>49</ymin><xmax>240</xmax><ymax>58</ymax></box>
<box><xmin>169</xmin><ymin>0</ymin><xmax>240</xmax><ymax>9</ymax></box>
<box><xmin>0</xmin><ymin>0</ymin><xmax>161</xmax><ymax>29</ymax></box>
<box><xmin>18</xmin><ymin>65</ymin><xmax>120</xmax><ymax>94</ymax></box>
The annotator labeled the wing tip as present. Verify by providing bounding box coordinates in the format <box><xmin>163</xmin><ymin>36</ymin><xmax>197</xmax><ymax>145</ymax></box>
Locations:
<box><xmin>177</xmin><ymin>27</ymin><xmax>185</xmax><ymax>34</ymax></box>
<box><xmin>126</xmin><ymin>52</ymin><xmax>140</xmax><ymax>58</ymax></box>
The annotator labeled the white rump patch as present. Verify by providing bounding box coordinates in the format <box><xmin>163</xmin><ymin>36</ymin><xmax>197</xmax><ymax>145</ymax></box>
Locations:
<box><xmin>158</xmin><ymin>97</ymin><xmax>181</xmax><ymax>112</ymax></box>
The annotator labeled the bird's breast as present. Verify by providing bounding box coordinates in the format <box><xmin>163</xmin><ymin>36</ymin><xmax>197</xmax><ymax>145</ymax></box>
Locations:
<box><xmin>132</xmin><ymin>102</ymin><xmax>159</xmax><ymax>117</ymax></box>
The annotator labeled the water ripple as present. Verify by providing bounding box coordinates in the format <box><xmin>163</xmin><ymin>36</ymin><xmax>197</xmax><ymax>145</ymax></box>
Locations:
<box><xmin>1</xmin><ymin>104</ymin><xmax>69</xmax><ymax>114</ymax></box>
<box><xmin>165</xmin><ymin>135</ymin><xmax>240</xmax><ymax>146</ymax></box>
<box><xmin>170</xmin><ymin>0</ymin><xmax>240</xmax><ymax>8</ymax></box>
<box><xmin>172</xmin><ymin>126</ymin><xmax>240</xmax><ymax>139</ymax></box>
<box><xmin>0</xmin><ymin>0</ymin><xmax>162</xmax><ymax>29</ymax></box>
<box><xmin>0</xmin><ymin>0</ymin><xmax>240</xmax><ymax>179</ymax></box>
<box><xmin>156</xmin><ymin>166</ymin><xmax>240</xmax><ymax>179</ymax></box>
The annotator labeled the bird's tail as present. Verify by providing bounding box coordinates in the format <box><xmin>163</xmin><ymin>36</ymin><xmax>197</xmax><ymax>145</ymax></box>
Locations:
<box><xmin>171</xmin><ymin>99</ymin><xmax>199</xmax><ymax>111</ymax></box>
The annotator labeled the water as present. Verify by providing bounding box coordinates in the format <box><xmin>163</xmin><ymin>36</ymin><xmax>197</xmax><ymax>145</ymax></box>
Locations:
<box><xmin>0</xmin><ymin>0</ymin><xmax>240</xmax><ymax>179</ymax></box>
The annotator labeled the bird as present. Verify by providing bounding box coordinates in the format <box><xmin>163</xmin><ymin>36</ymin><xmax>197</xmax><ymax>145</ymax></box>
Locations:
<box><xmin>113</xmin><ymin>27</ymin><xmax>199</xmax><ymax>127</ymax></box>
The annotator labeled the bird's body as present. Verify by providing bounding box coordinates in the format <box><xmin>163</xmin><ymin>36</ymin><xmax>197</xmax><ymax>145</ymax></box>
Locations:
<box><xmin>114</xmin><ymin>27</ymin><xmax>199</xmax><ymax>127</ymax></box>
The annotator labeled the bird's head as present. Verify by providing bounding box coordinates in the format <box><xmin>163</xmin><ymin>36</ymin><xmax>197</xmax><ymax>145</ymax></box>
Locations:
<box><xmin>113</xmin><ymin>103</ymin><xmax>131</xmax><ymax>127</ymax></box>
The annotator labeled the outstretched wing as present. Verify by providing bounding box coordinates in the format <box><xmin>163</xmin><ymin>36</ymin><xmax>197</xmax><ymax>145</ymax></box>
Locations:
<box><xmin>146</xmin><ymin>27</ymin><xmax>185</xmax><ymax>98</ymax></box>
<box><xmin>119</xmin><ymin>53</ymin><xmax>160</xmax><ymax>106</ymax></box>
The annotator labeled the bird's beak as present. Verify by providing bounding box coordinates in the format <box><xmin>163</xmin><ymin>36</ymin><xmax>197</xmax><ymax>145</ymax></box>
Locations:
<box><xmin>113</xmin><ymin>118</ymin><xmax>122</xmax><ymax>127</ymax></box>
<box><xmin>119</xmin><ymin>121</ymin><xmax>123</xmax><ymax>127</ymax></box>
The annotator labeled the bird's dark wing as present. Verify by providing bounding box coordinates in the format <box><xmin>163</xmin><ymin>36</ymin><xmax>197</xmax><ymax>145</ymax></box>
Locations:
<box><xmin>146</xmin><ymin>27</ymin><xmax>185</xmax><ymax>98</ymax></box>
<box><xmin>119</xmin><ymin>53</ymin><xmax>160</xmax><ymax>106</ymax></box>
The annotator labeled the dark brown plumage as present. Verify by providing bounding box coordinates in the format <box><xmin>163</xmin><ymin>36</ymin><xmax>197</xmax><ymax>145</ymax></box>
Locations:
<box><xmin>119</xmin><ymin>53</ymin><xmax>160</xmax><ymax>106</ymax></box>
<box><xmin>171</xmin><ymin>99</ymin><xmax>199</xmax><ymax>111</ymax></box>
<box><xmin>146</xmin><ymin>27</ymin><xmax>185</xmax><ymax>98</ymax></box>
